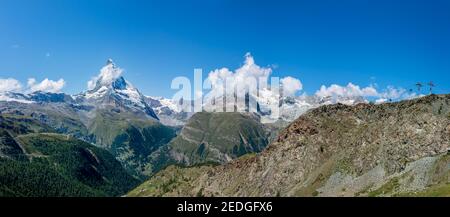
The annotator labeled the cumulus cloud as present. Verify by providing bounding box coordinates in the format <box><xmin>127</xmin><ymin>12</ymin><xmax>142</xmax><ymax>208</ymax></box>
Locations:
<box><xmin>1</xmin><ymin>77</ymin><xmax>65</xmax><ymax>94</ymax></box>
<box><xmin>315</xmin><ymin>83</ymin><xmax>378</xmax><ymax>99</ymax></box>
<box><xmin>27</xmin><ymin>78</ymin><xmax>65</xmax><ymax>93</ymax></box>
<box><xmin>87</xmin><ymin>59</ymin><xmax>123</xmax><ymax>90</ymax></box>
<box><xmin>205</xmin><ymin>53</ymin><xmax>302</xmax><ymax>100</ymax></box>
<box><xmin>0</xmin><ymin>78</ymin><xmax>23</xmax><ymax>92</ymax></box>
<box><xmin>87</xmin><ymin>80</ymin><xmax>96</xmax><ymax>90</ymax></box>
<box><xmin>315</xmin><ymin>83</ymin><xmax>418</xmax><ymax>103</ymax></box>
<box><xmin>281</xmin><ymin>76</ymin><xmax>303</xmax><ymax>96</ymax></box>
<box><xmin>207</xmin><ymin>53</ymin><xmax>272</xmax><ymax>93</ymax></box>
<box><xmin>375</xmin><ymin>86</ymin><xmax>418</xmax><ymax>103</ymax></box>
<box><xmin>379</xmin><ymin>86</ymin><xmax>409</xmax><ymax>99</ymax></box>
<box><xmin>198</xmin><ymin>53</ymin><xmax>305</xmax><ymax>113</ymax></box>
<box><xmin>375</xmin><ymin>98</ymin><xmax>388</xmax><ymax>104</ymax></box>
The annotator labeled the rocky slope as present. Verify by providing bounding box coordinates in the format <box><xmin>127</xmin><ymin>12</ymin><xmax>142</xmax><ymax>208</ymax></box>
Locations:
<box><xmin>128</xmin><ymin>94</ymin><xmax>450</xmax><ymax>197</ymax></box>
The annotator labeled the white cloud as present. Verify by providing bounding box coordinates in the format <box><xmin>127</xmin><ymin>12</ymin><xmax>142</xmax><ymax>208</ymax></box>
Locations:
<box><xmin>0</xmin><ymin>78</ymin><xmax>22</xmax><ymax>93</ymax></box>
<box><xmin>87</xmin><ymin>79</ymin><xmax>97</xmax><ymax>90</ymax></box>
<box><xmin>315</xmin><ymin>83</ymin><xmax>419</xmax><ymax>103</ymax></box>
<box><xmin>27</xmin><ymin>78</ymin><xmax>36</xmax><ymax>87</ymax></box>
<box><xmin>205</xmin><ymin>53</ymin><xmax>302</xmax><ymax>99</ymax></box>
<box><xmin>379</xmin><ymin>86</ymin><xmax>407</xmax><ymax>99</ymax></box>
<box><xmin>375</xmin><ymin>86</ymin><xmax>418</xmax><ymax>103</ymax></box>
<box><xmin>87</xmin><ymin>59</ymin><xmax>122</xmax><ymax>90</ymax></box>
<box><xmin>27</xmin><ymin>78</ymin><xmax>65</xmax><ymax>93</ymax></box>
<box><xmin>281</xmin><ymin>76</ymin><xmax>303</xmax><ymax>96</ymax></box>
<box><xmin>1</xmin><ymin>77</ymin><xmax>66</xmax><ymax>94</ymax></box>
<box><xmin>375</xmin><ymin>98</ymin><xmax>388</xmax><ymax>104</ymax></box>
<box><xmin>315</xmin><ymin>83</ymin><xmax>378</xmax><ymax>98</ymax></box>
<box><xmin>207</xmin><ymin>53</ymin><xmax>271</xmax><ymax>92</ymax></box>
<box><xmin>199</xmin><ymin>53</ymin><xmax>306</xmax><ymax>114</ymax></box>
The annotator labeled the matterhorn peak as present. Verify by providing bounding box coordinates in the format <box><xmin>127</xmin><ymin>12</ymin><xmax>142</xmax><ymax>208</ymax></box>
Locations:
<box><xmin>80</xmin><ymin>59</ymin><xmax>159</xmax><ymax>120</ymax></box>
<box><xmin>106</xmin><ymin>58</ymin><xmax>115</xmax><ymax>66</ymax></box>
<box><xmin>87</xmin><ymin>59</ymin><xmax>124</xmax><ymax>91</ymax></box>
<box><xmin>99</xmin><ymin>59</ymin><xmax>122</xmax><ymax>84</ymax></box>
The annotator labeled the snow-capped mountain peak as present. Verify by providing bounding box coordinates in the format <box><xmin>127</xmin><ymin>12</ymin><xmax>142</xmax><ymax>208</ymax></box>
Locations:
<box><xmin>88</xmin><ymin>59</ymin><xmax>124</xmax><ymax>91</ymax></box>
<box><xmin>85</xmin><ymin>60</ymin><xmax>134</xmax><ymax>97</ymax></box>
<box><xmin>78</xmin><ymin>60</ymin><xmax>159</xmax><ymax>120</ymax></box>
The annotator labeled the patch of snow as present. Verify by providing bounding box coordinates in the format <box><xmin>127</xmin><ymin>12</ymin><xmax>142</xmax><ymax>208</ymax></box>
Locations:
<box><xmin>116</xmin><ymin>83</ymin><xmax>146</xmax><ymax>108</ymax></box>
<box><xmin>0</xmin><ymin>92</ymin><xmax>34</xmax><ymax>104</ymax></box>
<box><xmin>84</xmin><ymin>86</ymin><xmax>109</xmax><ymax>99</ymax></box>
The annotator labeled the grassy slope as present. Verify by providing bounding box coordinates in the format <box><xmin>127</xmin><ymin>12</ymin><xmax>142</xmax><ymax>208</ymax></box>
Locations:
<box><xmin>169</xmin><ymin>112</ymin><xmax>269</xmax><ymax>165</ymax></box>
<box><xmin>127</xmin><ymin>165</ymin><xmax>213</xmax><ymax>197</ymax></box>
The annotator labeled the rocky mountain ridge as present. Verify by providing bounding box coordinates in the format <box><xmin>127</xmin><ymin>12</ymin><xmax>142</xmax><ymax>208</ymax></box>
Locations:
<box><xmin>128</xmin><ymin>94</ymin><xmax>450</xmax><ymax>197</ymax></box>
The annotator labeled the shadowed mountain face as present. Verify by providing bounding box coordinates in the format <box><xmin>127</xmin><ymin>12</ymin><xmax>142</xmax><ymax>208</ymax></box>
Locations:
<box><xmin>128</xmin><ymin>94</ymin><xmax>450</xmax><ymax>197</ymax></box>
<box><xmin>0</xmin><ymin>114</ymin><xmax>139</xmax><ymax>197</ymax></box>
<box><xmin>88</xmin><ymin>108</ymin><xmax>176</xmax><ymax>178</ymax></box>
<box><xmin>0</xmin><ymin>130</ymin><xmax>27</xmax><ymax>161</ymax></box>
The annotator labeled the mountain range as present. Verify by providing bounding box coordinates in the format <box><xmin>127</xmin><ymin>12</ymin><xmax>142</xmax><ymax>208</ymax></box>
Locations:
<box><xmin>2</xmin><ymin>60</ymin><xmax>447</xmax><ymax>197</ymax></box>
<box><xmin>0</xmin><ymin>60</ymin><xmax>309</xmax><ymax>190</ymax></box>
<box><xmin>128</xmin><ymin>94</ymin><xmax>450</xmax><ymax>197</ymax></box>
<box><xmin>0</xmin><ymin>60</ymin><xmax>369</xmax><ymax>126</ymax></box>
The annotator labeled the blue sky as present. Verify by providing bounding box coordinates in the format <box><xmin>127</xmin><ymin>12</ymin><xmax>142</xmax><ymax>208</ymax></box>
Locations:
<box><xmin>1</xmin><ymin>0</ymin><xmax>449</xmax><ymax>98</ymax></box>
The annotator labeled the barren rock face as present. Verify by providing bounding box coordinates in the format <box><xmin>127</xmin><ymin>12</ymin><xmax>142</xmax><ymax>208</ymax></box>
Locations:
<box><xmin>129</xmin><ymin>94</ymin><xmax>450</xmax><ymax>197</ymax></box>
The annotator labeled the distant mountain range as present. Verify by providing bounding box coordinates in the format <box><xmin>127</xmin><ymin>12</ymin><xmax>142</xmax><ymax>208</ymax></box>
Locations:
<box><xmin>0</xmin><ymin>59</ymin><xmax>369</xmax><ymax>126</ymax></box>
<box><xmin>2</xmin><ymin>59</ymin><xmax>438</xmax><ymax>197</ymax></box>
